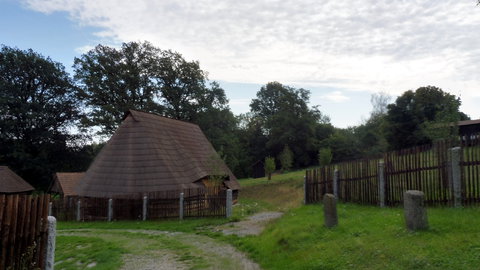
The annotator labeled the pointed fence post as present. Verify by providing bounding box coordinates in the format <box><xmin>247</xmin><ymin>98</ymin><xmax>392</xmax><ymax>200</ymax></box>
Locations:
<box><xmin>76</xmin><ymin>199</ymin><xmax>81</xmax><ymax>221</ymax></box>
<box><xmin>143</xmin><ymin>196</ymin><xmax>148</xmax><ymax>221</ymax></box>
<box><xmin>226</xmin><ymin>189</ymin><xmax>233</xmax><ymax>218</ymax></box>
<box><xmin>449</xmin><ymin>147</ymin><xmax>462</xmax><ymax>207</ymax></box>
<box><xmin>179</xmin><ymin>192</ymin><xmax>184</xmax><ymax>220</ymax></box>
<box><xmin>333</xmin><ymin>169</ymin><xmax>339</xmax><ymax>198</ymax></box>
<box><xmin>378</xmin><ymin>161</ymin><xmax>385</xmax><ymax>207</ymax></box>
<box><xmin>108</xmin><ymin>199</ymin><xmax>113</xmax><ymax>222</ymax></box>
<box><xmin>45</xmin><ymin>216</ymin><xmax>57</xmax><ymax>270</ymax></box>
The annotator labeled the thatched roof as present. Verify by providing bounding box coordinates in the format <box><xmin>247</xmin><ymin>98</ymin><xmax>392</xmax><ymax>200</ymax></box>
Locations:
<box><xmin>50</xmin><ymin>172</ymin><xmax>85</xmax><ymax>197</ymax></box>
<box><xmin>75</xmin><ymin>110</ymin><xmax>240</xmax><ymax>198</ymax></box>
<box><xmin>0</xmin><ymin>166</ymin><xmax>34</xmax><ymax>194</ymax></box>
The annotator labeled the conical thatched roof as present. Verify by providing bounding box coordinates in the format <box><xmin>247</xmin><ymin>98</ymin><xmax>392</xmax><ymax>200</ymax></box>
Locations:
<box><xmin>75</xmin><ymin>110</ymin><xmax>239</xmax><ymax>198</ymax></box>
<box><xmin>0</xmin><ymin>166</ymin><xmax>34</xmax><ymax>194</ymax></box>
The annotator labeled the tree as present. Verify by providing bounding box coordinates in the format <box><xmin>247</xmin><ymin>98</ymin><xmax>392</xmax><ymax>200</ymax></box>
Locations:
<box><xmin>250</xmin><ymin>82</ymin><xmax>329</xmax><ymax>167</ymax></box>
<box><xmin>74</xmin><ymin>42</ymin><xmax>163</xmax><ymax>136</ymax></box>
<box><xmin>0</xmin><ymin>46</ymin><xmax>82</xmax><ymax>188</ymax></box>
<box><xmin>318</xmin><ymin>148</ymin><xmax>332</xmax><ymax>167</ymax></box>
<box><xmin>264</xmin><ymin>156</ymin><xmax>275</xmax><ymax>180</ymax></box>
<box><xmin>278</xmin><ymin>145</ymin><xmax>293</xmax><ymax>172</ymax></box>
<box><xmin>385</xmin><ymin>86</ymin><xmax>469</xmax><ymax>149</ymax></box>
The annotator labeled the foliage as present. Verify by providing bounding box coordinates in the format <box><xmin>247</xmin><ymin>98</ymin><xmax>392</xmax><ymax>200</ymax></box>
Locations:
<box><xmin>264</xmin><ymin>156</ymin><xmax>276</xmax><ymax>180</ymax></box>
<box><xmin>385</xmin><ymin>86</ymin><xmax>469</xmax><ymax>150</ymax></box>
<box><xmin>250</xmin><ymin>82</ymin><xmax>330</xmax><ymax>167</ymax></box>
<box><xmin>318</xmin><ymin>147</ymin><xmax>333</xmax><ymax>166</ymax></box>
<box><xmin>73</xmin><ymin>42</ymin><xmax>163</xmax><ymax>136</ymax></box>
<box><xmin>278</xmin><ymin>145</ymin><xmax>294</xmax><ymax>172</ymax></box>
<box><xmin>0</xmin><ymin>46</ymin><xmax>82</xmax><ymax>189</ymax></box>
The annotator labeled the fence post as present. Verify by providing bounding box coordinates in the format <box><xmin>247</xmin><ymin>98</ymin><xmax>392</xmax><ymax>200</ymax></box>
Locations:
<box><xmin>303</xmin><ymin>175</ymin><xmax>307</xmax><ymax>204</ymax></box>
<box><xmin>45</xmin><ymin>216</ymin><xmax>57</xmax><ymax>270</ymax></box>
<box><xmin>142</xmin><ymin>196</ymin><xmax>148</xmax><ymax>221</ymax></box>
<box><xmin>48</xmin><ymin>201</ymin><xmax>53</xmax><ymax>217</ymax></box>
<box><xmin>179</xmin><ymin>192</ymin><xmax>184</xmax><ymax>220</ymax></box>
<box><xmin>333</xmin><ymin>169</ymin><xmax>339</xmax><ymax>198</ymax></box>
<box><xmin>449</xmin><ymin>147</ymin><xmax>462</xmax><ymax>207</ymax></box>
<box><xmin>378</xmin><ymin>161</ymin><xmax>385</xmax><ymax>207</ymax></box>
<box><xmin>108</xmin><ymin>199</ymin><xmax>113</xmax><ymax>221</ymax></box>
<box><xmin>76</xmin><ymin>199</ymin><xmax>81</xmax><ymax>221</ymax></box>
<box><xmin>226</xmin><ymin>189</ymin><xmax>233</xmax><ymax>218</ymax></box>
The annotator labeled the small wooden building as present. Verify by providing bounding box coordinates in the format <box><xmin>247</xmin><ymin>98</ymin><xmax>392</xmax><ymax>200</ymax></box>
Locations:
<box><xmin>50</xmin><ymin>172</ymin><xmax>85</xmax><ymax>197</ymax></box>
<box><xmin>251</xmin><ymin>160</ymin><xmax>265</xmax><ymax>179</ymax></box>
<box><xmin>75</xmin><ymin>110</ymin><xmax>240</xmax><ymax>198</ymax></box>
<box><xmin>0</xmin><ymin>166</ymin><xmax>34</xmax><ymax>194</ymax></box>
<box><xmin>458</xmin><ymin>119</ymin><xmax>480</xmax><ymax>135</ymax></box>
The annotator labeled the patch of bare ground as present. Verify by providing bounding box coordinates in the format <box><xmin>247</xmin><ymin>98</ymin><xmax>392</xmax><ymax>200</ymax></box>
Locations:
<box><xmin>217</xmin><ymin>212</ymin><xmax>284</xmax><ymax>236</ymax></box>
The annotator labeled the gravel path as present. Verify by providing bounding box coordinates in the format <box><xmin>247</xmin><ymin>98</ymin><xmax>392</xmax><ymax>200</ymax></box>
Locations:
<box><xmin>59</xmin><ymin>229</ymin><xmax>260</xmax><ymax>270</ymax></box>
<box><xmin>217</xmin><ymin>212</ymin><xmax>284</xmax><ymax>236</ymax></box>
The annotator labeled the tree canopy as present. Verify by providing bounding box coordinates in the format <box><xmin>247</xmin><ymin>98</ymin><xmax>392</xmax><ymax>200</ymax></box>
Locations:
<box><xmin>385</xmin><ymin>86</ymin><xmax>469</xmax><ymax>149</ymax></box>
<box><xmin>0</xmin><ymin>46</ymin><xmax>83</xmax><ymax>188</ymax></box>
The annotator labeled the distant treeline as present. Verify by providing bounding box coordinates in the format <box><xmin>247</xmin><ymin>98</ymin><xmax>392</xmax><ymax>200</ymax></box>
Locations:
<box><xmin>0</xmin><ymin>42</ymin><xmax>470</xmax><ymax>189</ymax></box>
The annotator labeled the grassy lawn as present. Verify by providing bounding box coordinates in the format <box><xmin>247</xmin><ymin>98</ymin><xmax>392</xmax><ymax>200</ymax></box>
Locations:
<box><xmin>227</xmin><ymin>203</ymin><xmax>480</xmax><ymax>270</ymax></box>
<box><xmin>55</xmin><ymin>169</ymin><xmax>480</xmax><ymax>269</ymax></box>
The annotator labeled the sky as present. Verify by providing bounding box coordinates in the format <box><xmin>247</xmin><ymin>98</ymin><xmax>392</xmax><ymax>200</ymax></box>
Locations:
<box><xmin>1</xmin><ymin>0</ymin><xmax>480</xmax><ymax>128</ymax></box>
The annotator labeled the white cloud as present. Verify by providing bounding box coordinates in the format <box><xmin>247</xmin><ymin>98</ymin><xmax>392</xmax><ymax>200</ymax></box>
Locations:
<box><xmin>319</xmin><ymin>91</ymin><xmax>350</xmax><ymax>103</ymax></box>
<box><xmin>23</xmin><ymin>0</ymin><xmax>480</xmax><ymax>105</ymax></box>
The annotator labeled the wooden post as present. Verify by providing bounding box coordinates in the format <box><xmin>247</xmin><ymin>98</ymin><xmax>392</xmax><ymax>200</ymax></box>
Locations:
<box><xmin>142</xmin><ymin>196</ymin><xmax>148</xmax><ymax>221</ymax></box>
<box><xmin>449</xmin><ymin>147</ymin><xmax>462</xmax><ymax>207</ymax></box>
<box><xmin>378</xmin><ymin>161</ymin><xmax>385</xmax><ymax>207</ymax></box>
<box><xmin>76</xmin><ymin>199</ymin><xmax>81</xmax><ymax>222</ymax></box>
<box><xmin>108</xmin><ymin>199</ymin><xmax>113</xmax><ymax>222</ymax></box>
<box><xmin>303</xmin><ymin>175</ymin><xmax>307</xmax><ymax>204</ymax></box>
<box><xmin>179</xmin><ymin>193</ymin><xmax>184</xmax><ymax>220</ymax></box>
<box><xmin>226</xmin><ymin>189</ymin><xmax>233</xmax><ymax>218</ymax></box>
<box><xmin>333</xmin><ymin>169</ymin><xmax>339</xmax><ymax>198</ymax></box>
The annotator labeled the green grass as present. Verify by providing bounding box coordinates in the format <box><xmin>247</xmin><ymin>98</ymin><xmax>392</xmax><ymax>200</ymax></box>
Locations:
<box><xmin>227</xmin><ymin>203</ymin><xmax>480</xmax><ymax>270</ymax></box>
<box><xmin>55</xmin><ymin>236</ymin><xmax>123</xmax><ymax>270</ymax></box>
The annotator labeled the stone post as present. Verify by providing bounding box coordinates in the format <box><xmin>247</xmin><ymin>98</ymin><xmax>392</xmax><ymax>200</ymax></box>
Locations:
<box><xmin>107</xmin><ymin>199</ymin><xmax>113</xmax><ymax>222</ymax></box>
<box><xmin>404</xmin><ymin>190</ymin><xmax>428</xmax><ymax>231</ymax></box>
<box><xmin>323</xmin><ymin>193</ymin><xmax>338</xmax><ymax>228</ymax></box>
<box><xmin>226</xmin><ymin>189</ymin><xmax>233</xmax><ymax>218</ymax></box>
<box><xmin>449</xmin><ymin>147</ymin><xmax>462</xmax><ymax>207</ymax></box>
<box><xmin>48</xmin><ymin>202</ymin><xmax>53</xmax><ymax>217</ymax></box>
<box><xmin>142</xmin><ymin>196</ymin><xmax>148</xmax><ymax>221</ymax></box>
<box><xmin>303</xmin><ymin>175</ymin><xmax>307</xmax><ymax>204</ymax></box>
<box><xmin>45</xmin><ymin>216</ymin><xmax>56</xmax><ymax>270</ymax></box>
<box><xmin>333</xmin><ymin>169</ymin><xmax>339</xmax><ymax>198</ymax></box>
<box><xmin>179</xmin><ymin>192</ymin><xmax>184</xmax><ymax>220</ymax></box>
<box><xmin>76</xmin><ymin>199</ymin><xmax>81</xmax><ymax>222</ymax></box>
<box><xmin>378</xmin><ymin>161</ymin><xmax>385</xmax><ymax>207</ymax></box>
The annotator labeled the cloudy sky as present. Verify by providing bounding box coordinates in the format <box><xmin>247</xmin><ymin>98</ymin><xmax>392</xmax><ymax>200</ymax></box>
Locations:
<box><xmin>1</xmin><ymin>0</ymin><xmax>480</xmax><ymax>127</ymax></box>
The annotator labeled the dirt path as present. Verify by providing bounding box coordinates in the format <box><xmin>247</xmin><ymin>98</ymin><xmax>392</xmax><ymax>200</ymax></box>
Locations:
<box><xmin>217</xmin><ymin>211</ymin><xmax>284</xmax><ymax>236</ymax></box>
<box><xmin>58</xmin><ymin>229</ymin><xmax>260</xmax><ymax>270</ymax></box>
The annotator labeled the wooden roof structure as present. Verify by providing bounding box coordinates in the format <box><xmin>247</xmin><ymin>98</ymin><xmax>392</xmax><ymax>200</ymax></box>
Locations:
<box><xmin>0</xmin><ymin>166</ymin><xmax>34</xmax><ymax>194</ymax></box>
<box><xmin>50</xmin><ymin>172</ymin><xmax>85</xmax><ymax>197</ymax></box>
<box><xmin>75</xmin><ymin>110</ymin><xmax>240</xmax><ymax>198</ymax></box>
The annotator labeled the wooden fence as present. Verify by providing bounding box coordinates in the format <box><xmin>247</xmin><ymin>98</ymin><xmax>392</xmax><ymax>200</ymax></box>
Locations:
<box><xmin>305</xmin><ymin>137</ymin><xmax>480</xmax><ymax>206</ymax></box>
<box><xmin>0</xmin><ymin>194</ymin><xmax>50</xmax><ymax>270</ymax></box>
<box><xmin>51</xmin><ymin>187</ymin><xmax>227</xmax><ymax>221</ymax></box>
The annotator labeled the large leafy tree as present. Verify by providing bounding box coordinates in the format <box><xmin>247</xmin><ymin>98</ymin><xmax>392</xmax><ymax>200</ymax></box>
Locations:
<box><xmin>250</xmin><ymin>82</ymin><xmax>330</xmax><ymax>167</ymax></box>
<box><xmin>74</xmin><ymin>42</ymin><xmax>163</xmax><ymax>135</ymax></box>
<box><xmin>385</xmin><ymin>86</ymin><xmax>469</xmax><ymax>150</ymax></box>
<box><xmin>0</xmin><ymin>46</ymin><xmax>82</xmax><ymax>188</ymax></box>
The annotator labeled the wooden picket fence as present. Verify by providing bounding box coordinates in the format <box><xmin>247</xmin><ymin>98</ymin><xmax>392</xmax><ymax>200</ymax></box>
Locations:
<box><xmin>0</xmin><ymin>194</ymin><xmax>50</xmax><ymax>270</ymax></box>
<box><xmin>51</xmin><ymin>187</ymin><xmax>227</xmax><ymax>221</ymax></box>
<box><xmin>306</xmin><ymin>136</ymin><xmax>480</xmax><ymax>206</ymax></box>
